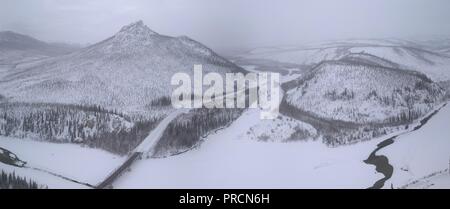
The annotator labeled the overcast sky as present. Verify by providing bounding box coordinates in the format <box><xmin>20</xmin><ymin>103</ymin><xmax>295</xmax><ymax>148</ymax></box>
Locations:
<box><xmin>1</xmin><ymin>0</ymin><xmax>450</xmax><ymax>49</ymax></box>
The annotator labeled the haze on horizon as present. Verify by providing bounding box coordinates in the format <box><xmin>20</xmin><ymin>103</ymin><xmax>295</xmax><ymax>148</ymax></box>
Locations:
<box><xmin>1</xmin><ymin>0</ymin><xmax>450</xmax><ymax>50</ymax></box>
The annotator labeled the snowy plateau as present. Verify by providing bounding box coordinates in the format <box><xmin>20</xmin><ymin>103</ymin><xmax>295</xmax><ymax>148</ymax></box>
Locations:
<box><xmin>1</xmin><ymin>21</ymin><xmax>450</xmax><ymax>189</ymax></box>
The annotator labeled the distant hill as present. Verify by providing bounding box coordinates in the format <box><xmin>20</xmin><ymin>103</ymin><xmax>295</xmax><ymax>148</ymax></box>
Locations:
<box><xmin>0</xmin><ymin>31</ymin><xmax>79</xmax><ymax>64</ymax></box>
<box><xmin>243</xmin><ymin>39</ymin><xmax>450</xmax><ymax>81</ymax></box>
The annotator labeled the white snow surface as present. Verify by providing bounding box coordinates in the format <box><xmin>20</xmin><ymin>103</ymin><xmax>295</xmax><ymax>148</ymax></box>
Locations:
<box><xmin>0</xmin><ymin>137</ymin><xmax>125</xmax><ymax>188</ymax></box>
<box><xmin>379</xmin><ymin>103</ymin><xmax>450</xmax><ymax>189</ymax></box>
<box><xmin>402</xmin><ymin>171</ymin><xmax>450</xmax><ymax>189</ymax></box>
<box><xmin>113</xmin><ymin>108</ymin><xmax>386</xmax><ymax>189</ymax></box>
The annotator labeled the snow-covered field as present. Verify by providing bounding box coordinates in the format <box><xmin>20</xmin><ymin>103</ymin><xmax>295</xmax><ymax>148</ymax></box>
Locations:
<box><xmin>402</xmin><ymin>170</ymin><xmax>450</xmax><ymax>189</ymax></box>
<box><xmin>2</xmin><ymin>102</ymin><xmax>448</xmax><ymax>189</ymax></box>
<box><xmin>380</xmin><ymin>103</ymin><xmax>450</xmax><ymax>189</ymax></box>
<box><xmin>0</xmin><ymin>137</ymin><xmax>125</xmax><ymax>188</ymax></box>
<box><xmin>114</xmin><ymin>108</ymin><xmax>387</xmax><ymax>189</ymax></box>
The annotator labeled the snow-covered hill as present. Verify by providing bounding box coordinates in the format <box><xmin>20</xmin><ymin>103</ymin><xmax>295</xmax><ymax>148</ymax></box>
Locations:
<box><xmin>0</xmin><ymin>21</ymin><xmax>244</xmax><ymax>113</ymax></box>
<box><xmin>285</xmin><ymin>60</ymin><xmax>445</xmax><ymax>124</ymax></box>
<box><xmin>0</xmin><ymin>31</ymin><xmax>78</xmax><ymax>64</ymax></box>
<box><xmin>241</xmin><ymin>39</ymin><xmax>450</xmax><ymax>81</ymax></box>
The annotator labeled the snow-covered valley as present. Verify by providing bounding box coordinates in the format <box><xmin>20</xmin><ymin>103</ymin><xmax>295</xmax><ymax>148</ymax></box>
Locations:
<box><xmin>113</xmin><ymin>108</ymin><xmax>384</xmax><ymax>189</ymax></box>
<box><xmin>2</xmin><ymin>100</ymin><xmax>449</xmax><ymax>189</ymax></box>
<box><xmin>1</xmin><ymin>23</ymin><xmax>450</xmax><ymax>189</ymax></box>
<box><xmin>113</xmin><ymin>100</ymin><xmax>450</xmax><ymax>189</ymax></box>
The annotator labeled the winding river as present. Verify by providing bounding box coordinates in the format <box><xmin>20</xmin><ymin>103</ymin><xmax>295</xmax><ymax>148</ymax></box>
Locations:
<box><xmin>364</xmin><ymin>103</ymin><xmax>447</xmax><ymax>189</ymax></box>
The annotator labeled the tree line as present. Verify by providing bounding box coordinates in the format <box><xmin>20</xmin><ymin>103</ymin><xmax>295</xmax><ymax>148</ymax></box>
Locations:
<box><xmin>0</xmin><ymin>103</ymin><xmax>160</xmax><ymax>155</ymax></box>
<box><xmin>153</xmin><ymin>108</ymin><xmax>243</xmax><ymax>157</ymax></box>
<box><xmin>0</xmin><ymin>170</ymin><xmax>44</xmax><ymax>189</ymax></box>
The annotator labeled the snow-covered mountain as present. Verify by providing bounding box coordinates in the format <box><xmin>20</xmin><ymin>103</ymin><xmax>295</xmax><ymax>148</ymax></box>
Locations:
<box><xmin>0</xmin><ymin>31</ymin><xmax>78</xmax><ymax>64</ymax></box>
<box><xmin>0</xmin><ymin>21</ymin><xmax>244</xmax><ymax>112</ymax></box>
<box><xmin>284</xmin><ymin>60</ymin><xmax>445</xmax><ymax>124</ymax></box>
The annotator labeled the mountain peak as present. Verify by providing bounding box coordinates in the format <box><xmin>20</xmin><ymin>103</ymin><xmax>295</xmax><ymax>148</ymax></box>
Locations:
<box><xmin>117</xmin><ymin>20</ymin><xmax>158</xmax><ymax>37</ymax></box>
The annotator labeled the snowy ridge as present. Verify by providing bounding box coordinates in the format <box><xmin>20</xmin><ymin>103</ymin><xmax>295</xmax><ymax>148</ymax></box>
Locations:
<box><xmin>339</xmin><ymin>52</ymin><xmax>400</xmax><ymax>69</ymax></box>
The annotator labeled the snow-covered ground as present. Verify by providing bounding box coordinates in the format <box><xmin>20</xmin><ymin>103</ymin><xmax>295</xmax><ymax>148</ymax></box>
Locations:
<box><xmin>1</xmin><ymin>163</ymin><xmax>87</xmax><ymax>189</ymax></box>
<box><xmin>246</xmin><ymin>114</ymin><xmax>317</xmax><ymax>142</ymax></box>
<box><xmin>3</xmin><ymin>102</ymin><xmax>448</xmax><ymax>189</ymax></box>
<box><xmin>0</xmin><ymin>137</ymin><xmax>125</xmax><ymax>188</ymax></box>
<box><xmin>113</xmin><ymin>108</ymin><xmax>388</xmax><ymax>189</ymax></box>
<box><xmin>402</xmin><ymin>170</ymin><xmax>450</xmax><ymax>189</ymax></box>
<box><xmin>380</xmin><ymin>103</ymin><xmax>450</xmax><ymax>189</ymax></box>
